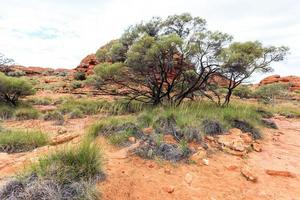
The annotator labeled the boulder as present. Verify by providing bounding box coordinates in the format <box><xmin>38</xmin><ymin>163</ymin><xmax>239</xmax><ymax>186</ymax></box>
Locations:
<box><xmin>75</xmin><ymin>54</ymin><xmax>100</xmax><ymax>75</ymax></box>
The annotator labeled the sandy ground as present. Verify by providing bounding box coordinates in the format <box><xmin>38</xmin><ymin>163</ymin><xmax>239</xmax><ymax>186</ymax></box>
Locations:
<box><xmin>1</xmin><ymin>116</ymin><xmax>300</xmax><ymax>200</ymax></box>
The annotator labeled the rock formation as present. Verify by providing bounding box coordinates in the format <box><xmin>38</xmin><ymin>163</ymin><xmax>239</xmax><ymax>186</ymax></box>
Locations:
<box><xmin>259</xmin><ymin>75</ymin><xmax>300</xmax><ymax>91</ymax></box>
<box><xmin>74</xmin><ymin>54</ymin><xmax>99</xmax><ymax>75</ymax></box>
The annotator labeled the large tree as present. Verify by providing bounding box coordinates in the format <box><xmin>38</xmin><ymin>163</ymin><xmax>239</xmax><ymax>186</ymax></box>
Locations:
<box><xmin>93</xmin><ymin>13</ymin><xmax>288</xmax><ymax>106</ymax></box>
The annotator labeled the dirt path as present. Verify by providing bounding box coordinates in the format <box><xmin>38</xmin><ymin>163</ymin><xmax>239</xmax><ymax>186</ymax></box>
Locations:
<box><xmin>99</xmin><ymin>117</ymin><xmax>300</xmax><ymax>200</ymax></box>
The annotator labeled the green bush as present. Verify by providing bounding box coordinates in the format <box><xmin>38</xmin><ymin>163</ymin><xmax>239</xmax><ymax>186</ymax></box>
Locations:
<box><xmin>69</xmin><ymin>108</ymin><xmax>84</xmax><ymax>119</ymax></box>
<box><xmin>15</xmin><ymin>108</ymin><xmax>40</xmax><ymax>120</ymax></box>
<box><xmin>74</xmin><ymin>71</ymin><xmax>86</xmax><ymax>81</ymax></box>
<box><xmin>71</xmin><ymin>81</ymin><xmax>83</xmax><ymax>89</ymax></box>
<box><xmin>32</xmin><ymin>141</ymin><xmax>103</xmax><ymax>184</ymax></box>
<box><xmin>43</xmin><ymin>111</ymin><xmax>64</xmax><ymax>121</ymax></box>
<box><xmin>0</xmin><ymin>72</ymin><xmax>35</xmax><ymax>106</ymax></box>
<box><xmin>254</xmin><ymin>83</ymin><xmax>289</xmax><ymax>104</ymax></box>
<box><xmin>0</xmin><ymin>104</ymin><xmax>14</xmax><ymax>119</ymax></box>
<box><xmin>233</xmin><ymin>85</ymin><xmax>253</xmax><ymax>99</ymax></box>
<box><xmin>0</xmin><ymin>130</ymin><xmax>48</xmax><ymax>153</ymax></box>
<box><xmin>28</xmin><ymin>97</ymin><xmax>52</xmax><ymax>105</ymax></box>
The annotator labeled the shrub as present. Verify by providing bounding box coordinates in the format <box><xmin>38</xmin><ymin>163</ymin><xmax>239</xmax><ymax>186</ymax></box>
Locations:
<box><xmin>0</xmin><ymin>141</ymin><xmax>103</xmax><ymax>200</ymax></box>
<box><xmin>0</xmin><ymin>72</ymin><xmax>35</xmax><ymax>106</ymax></box>
<box><xmin>28</xmin><ymin>97</ymin><xmax>52</xmax><ymax>105</ymax></box>
<box><xmin>0</xmin><ymin>130</ymin><xmax>48</xmax><ymax>153</ymax></box>
<box><xmin>43</xmin><ymin>111</ymin><xmax>64</xmax><ymax>121</ymax></box>
<box><xmin>31</xmin><ymin>141</ymin><xmax>104</xmax><ymax>184</ymax></box>
<box><xmin>254</xmin><ymin>83</ymin><xmax>289</xmax><ymax>104</ymax></box>
<box><xmin>202</xmin><ymin>119</ymin><xmax>224</xmax><ymax>136</ymax></box>
<box><xmin>0</xmin><ymin>104</ymin><xmax>14</xmax><ymax>119</ymax></box>
<box><xmin>71</xmin><ymin>81</ymin><xmax>82</xmax><ymax>89</ymax></box>
<box><xmin>231</xmin><ymin>119</ymin><xmax>262</xmax><ymax>139</ymax></box>
<box><xmin>15</xmin><ymin>108</ymin><xmax>40</xmax><ymax>120</ymax></box>
<box><xmin>6</xmin><ymin>70</ymin><xmax>26</xmax><ymax>77</ymax></box>
<box><xmin>74</xmin><ymin>71</ymin><xmax>86</xmax><ymax>81</ymax></box>
<box><xmin>69</xmin><ymin>108</ymin><xmax>84</xmax><ymax>119</ymax></box>
<box><xmin>233</xmin><ymin>85</ymin><xmax>253</xmax><ymax>99</ymax></box>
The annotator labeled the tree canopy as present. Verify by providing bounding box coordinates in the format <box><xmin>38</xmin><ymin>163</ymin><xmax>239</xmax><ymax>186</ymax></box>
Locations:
<box><xmin>0</xmin><ymin>72</ymin><xmax>35</xmax><ymax>106</ymax></box>
<box><xmin>93</xmin><ymin>13</ymin><xmax>289</xmax><ymax>106</ymax></box>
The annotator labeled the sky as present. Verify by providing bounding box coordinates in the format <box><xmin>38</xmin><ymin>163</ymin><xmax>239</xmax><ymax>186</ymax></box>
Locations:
<box><xmin>0</xmin><ymin>0</ymin><xmax>300</xmax><ymax>82</ymax></box>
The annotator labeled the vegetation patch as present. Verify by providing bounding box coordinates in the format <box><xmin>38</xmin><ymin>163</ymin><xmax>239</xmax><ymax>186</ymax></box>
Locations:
<box><xmin>15</xmin><ymin>107</ymin><xmax>40</xmax><ymax>120</ymax></box>
<box><xmin>0</xmin><ymin>130</ymin><xmax>48</xmax><ymax>153</ymax></box>
<box><xmin>230</xmin><ymin>119</ymin><xmax>262</xmax><ymax>139</ymax></box>
<box><xmin>0</xmin><ymin>141</ymin><xmax>104</xmax><ymax>200</ymax></box>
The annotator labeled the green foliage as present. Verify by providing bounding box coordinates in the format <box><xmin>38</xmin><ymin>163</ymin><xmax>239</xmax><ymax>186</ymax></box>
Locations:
<box><xmin>107</xmin><ymin>130</ymin><xmax>134</xmax><ymax>146</ymax></box>
<box><xmin>94</xmin><ymin>62</ymin><xmax>125</xmax><ymax>79</ymax></box>
<box><xmin>233</xmin><ymin>85</ymin><xmax>253</xmax><ymax>99</ymax></box>
<box><xmin>71</xmin><ymin>81</ymin><xmax>83</xmax><ymax>89</ymax></box>
<box><xmin>0</xmin><ymin>103</ymin><xmax>14</xmax><ymax>119</ymax></box>
<box><xmin>0</xmin><ymin>130</ymin><xmax>48</xmax><ymax>153</ymax></box>
<box><xmin>74</xmin><ymin>71</ymin><xmax>86</xmax><ymax>81</ymax></box>
<box><xmin>254</xmin><ymin>83</ymin><xmax>289</xmax><ymax>104</ymax></box>
<box><xmin>43</xmin><ymin>111</ymin><xmax>64</xmax><ymax>121</ymax></box>
<box><xmin>27</xmin><ymin>97</ymin><xmax>52</xmax><ymax>105</ymax></box>
<box><xmin>0</xmin><ymin>72</ymin><xmax>35</xmax><ymax>106</ymax></box>
<box><xmin>69</xmin><ymin>108</ymin><xmax>84</xmax><ymax>119</ymax></box>
<box><xmin>15</xmin><ymin>107</ymin><xmax>40</xmax><ymax>120</ymax></box>
<box><xmin>31</xmin><ymin>141</ymin><xmax>103</xmax><ymax>184</ymax></box>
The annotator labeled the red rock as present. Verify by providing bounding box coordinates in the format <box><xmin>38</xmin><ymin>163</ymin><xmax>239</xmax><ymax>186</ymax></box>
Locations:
<box><xmin>265</xmin><ymin>170</ymin><xmax>296</xmax><ymax>178</ymax></box>
<box><xmin>252</xmin><ymin>143</ymin><xmax>262</xmax><ymax>152</ymax></box>
<box><xmin>128</xmin><ymin>137</ymin><xmax>136</xmax><ymax>143</ymax></box>
<box><xmin>163</xmin><ymin>186</ymin><xmax>175</xmax><ymax>193</ymax></box>
<box><xmin>227</xmin><ymin>165</ymin><xmax>239</xmax><ymax>171</ymax></box>
<box><xmin>163</xmin><ymin>135</ymin><xmax>177</xmax><ymax>144</ymax></box>
<box><xmin>164</xmin><ymin>168</ymin><xmax>172</xmax><ymax>174</ymax></box>
<box><xmin>50</xmin><ymin>134</ymin><xmax>79</xmax><ymax>145</ymax></box>
<box><xmin>260</xmin><ymin>75</ymin><xmax>300</xmax><ymax>91</ymax></box>
<box><xmin>241</xmin><ymin>167</ymin><xmax>258</xmax><ymax>182</ymax></box>
<box><xmin>142</xmin><ymin>127</ymin><xmax>154</xmax><ymax>135</ymax></box>
<box><xmin>75</xmin><ymin>54</ymin><xmax>100</xmax><ymax>75</ymax></box>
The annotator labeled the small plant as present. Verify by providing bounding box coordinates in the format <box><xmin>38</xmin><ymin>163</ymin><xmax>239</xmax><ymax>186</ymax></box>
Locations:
<box><xmin>32</xmin><ymin>141</ymin><xmax>104</xmax><ymax>184</ymax></box>
<box><xmin>69</xmin><ymin>108</ymin><xmax>84</xmax><ymax>119</ymax></box>
<box><xmin>233</xmin><ymin>85</ymin><xmax>253</xmax><ymax>99</ymax></box>
<box><xmin>15</xmin><ymin>108</ymin><xmax>40</xmax><ymax>120</ymax></box>
<box><xmin>0</xmin><ymin>104</ymin><xmax>14</xmax><ymax>119</ymax></box>
<box><xmin>74</xmin><ymin>71</ymin><xmax>86</xmax><ymax>81</ymax></box>
<box><xmin>43</xmin><ymin>111</ymin><xmax>64</xmax><ymax>121</ymax></box>
<box><xmin>202</xmin><ymin>119</ymin><xmax>224</xmax><ymax>136</ymax></box>
<box><xmin>71</xmin><ymin>81</ymin><xmax>83</xmax><ymax>89</ymax></box>
<box><xmin>0</xmin><ymin>130</ymin><xmax>48</xmax><ymax>153</ymax></box>
<box><xmin>28</xmin><ymin>97</ymin><xmax>52</xmax><ymax>105</ymax></box>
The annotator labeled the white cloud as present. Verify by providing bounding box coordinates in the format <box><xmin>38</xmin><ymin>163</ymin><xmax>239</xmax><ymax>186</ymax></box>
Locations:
<box><xmin>0</xmin><ymin>0</ymin><xmax>299</xmax><ymax>82</ymax></box>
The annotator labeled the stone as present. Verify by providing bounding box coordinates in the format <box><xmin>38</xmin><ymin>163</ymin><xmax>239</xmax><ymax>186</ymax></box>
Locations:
<box><xmin>75</xmin><ymin>54</ymin><xmax>100</xmax><ymax>75</ymax></box>
<box><xmin>184</xmin><ymin>173</ymin><xmax>193</xmax><ymax>185</ymax></box>
<box><xmin>128</xmin><ymin>137</ymin><xmax>136</xmax><ymax>143</ymax></box>
<box><xmin>164</xmin><ymin>168</ymin><xmax>172</xmax><ymax>174</ymax></box>
<box><xmin>229</xmin><ymin>128</ymin><xmax>243</xmax><ymax>136</ymax></box>
<box><xmin>240</xmin><ymin>133</ymin><xmax>253</xmax><ymax>144</ymax></box>
<box><xmin>190</xmin><ymin>150</ymin><xmax>207</xmax><ymax>163</ymax></box>
<box><xmin>202</xmin><ymin>159</ymin><xmax>209</xmax><ymax>166</ymax></box>
<box><xmin>50</xmin><ymin>134</ymin><xmax>79</xmax><ymax>145</ymax></box>
<box><xmin>241</xmin><ymin>167</ymin><xmax>257</xmax><ymax>182</ymax></box>
<box><xmin>252</xmin><ymin>143</ymin><xmax>262</xmax><ymax>152</ymax></box>
<box><xmin>57</xmin><ymin>128</ymin><xmax>67</xmax><ymax>135</ymax></box>
<box><xmin>163</xmin><ymin>186</ymin><xmax>175</xmax><ymax>193</ymax></box>
<box><xmin>227</xmin><ymin>165</ymin><xmax>239</xmax><ymax>171</ymax></box>
<box><xmin>205</xmin><ymin>136</ymin><xmax>215</xmax><ymax>142</ymax></box>
<box><xmin>232</xmin><ymin>140</ymin><xmax>245</xmax><ymax>152</ymax></box>
<box><xmin>265</xmin><ymin>170</ymin><xmax>296</xmax><ymax>178</ymax></box>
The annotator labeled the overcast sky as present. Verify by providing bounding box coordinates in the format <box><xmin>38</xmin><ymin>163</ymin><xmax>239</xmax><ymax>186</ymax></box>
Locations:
<box><xmin>0</xmin><ymin>0</ymin><xmax>299</xmax><ymax>82</ymax></box>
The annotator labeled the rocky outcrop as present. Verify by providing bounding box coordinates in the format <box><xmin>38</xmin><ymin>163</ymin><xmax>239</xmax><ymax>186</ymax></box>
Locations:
<box><xmin>74</xmin><ymin>54</ymin><xmax>100</xmax><ymax>75</ymax></box>
<box><xmin>259</xmin><ymin>75</ymin><xmax>300</xmax><ymax>91</ymax></box>
<box><xmin>0</xmin><ymin>65</ymin><xmax>72</xmax><ymax>76</ymax></box>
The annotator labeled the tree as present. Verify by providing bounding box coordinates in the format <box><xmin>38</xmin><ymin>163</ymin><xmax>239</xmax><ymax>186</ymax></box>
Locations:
<box><xmin>217</xmin><ymin>42</ymin><xmax>289</xmax><ymax>106</ymax></box>
<box><xmin>0</xmin><ymin>53</ymin><xmax>14</xmax><ymax>74</ymax></box>
<box><xmin>0</xmin><ymin>72</ymin><xmax>35</xmax><ymax>106</ymax></box>
<box><xmin>93</xmin><ymin>13</ymin><xmax>288</xmax><ymax>106</ymax></box>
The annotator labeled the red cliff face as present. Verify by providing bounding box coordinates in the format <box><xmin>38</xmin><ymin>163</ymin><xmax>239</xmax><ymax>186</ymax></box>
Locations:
<box><xmin>259</xmin><ymin>75</ymin><xmax>300</xmax><ymax>91</ymax></box>
<box><xmin>74</xmin><ymin>54</ymin><xmax>99</xmax><ymax>75</ymax></box>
